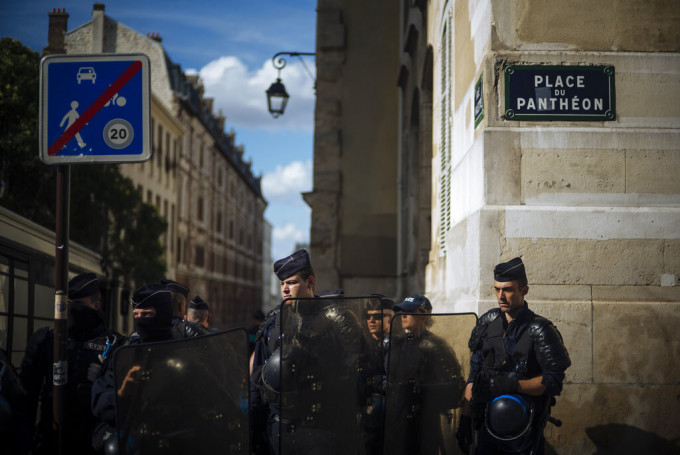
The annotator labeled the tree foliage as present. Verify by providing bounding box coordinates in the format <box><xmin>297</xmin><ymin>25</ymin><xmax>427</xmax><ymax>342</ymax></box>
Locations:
<box><xmin>0</xmin><ymin>37</ymin><xmax>166</xmax><ymax>286</ymax></box>
<box><xmin>0</xmin><ymin>37</ymin><xmax>56</xmax><ymax>227</ymax></box>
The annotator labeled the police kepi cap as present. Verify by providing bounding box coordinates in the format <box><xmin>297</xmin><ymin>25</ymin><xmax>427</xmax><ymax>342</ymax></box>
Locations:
<box><xmin>394</xmin><ymin>294</ymin><xmax>432</xmax><ymax>312</ymax></box>
<box><xmin>273</xmin><ymin>249</ymin><xmax>312</xmax><ymax>281</ymax></box>
<box><xmin>68</xmin><ymin>273</ymin><xmax>99</xmax><ymax>300</ymax></box>
<box><xmin>494</xmin><ymin>257</ymin><xmax>527</xmax><ymax>283</ymax></box>
<box><xmin>130</xmin><ymin>283</ymin><xmax>173</xmax><ymax>310</ymax></box>
<box><xmin>189</xmin><ymin>295</ymin><xmax>210</xmax><ymax>311</ymax></box>
<box><xmin>160</xmin><ymin>279</ymin><xmax>189</xmax><ymax>297</ymax></box>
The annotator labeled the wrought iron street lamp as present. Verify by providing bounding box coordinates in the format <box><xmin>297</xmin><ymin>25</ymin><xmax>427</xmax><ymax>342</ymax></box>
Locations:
<box><xmin>266</xmin><ymin>51</ymin><xmax>315</xmax><ymax>118</ymax></box>
<box><xmin>266</xmin><ymin>77</ymin><xmax>289</xmax><ymax>118</ymax></box>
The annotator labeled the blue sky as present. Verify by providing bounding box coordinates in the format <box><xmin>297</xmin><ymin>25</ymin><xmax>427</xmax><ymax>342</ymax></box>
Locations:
<box><xmin>0</xmin><ymin>0</ymin><xmax>316</xmax><ymax>261</ymax></box>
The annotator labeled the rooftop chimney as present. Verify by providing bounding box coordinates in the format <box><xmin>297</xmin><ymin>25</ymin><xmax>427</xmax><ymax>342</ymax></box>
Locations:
<box><xmin>146</xmin><ymin>32</ymin><xmax>163</xmax><ymax>43</ymax></box>
<box><xmin>43</xmin><ymin>8</ymin><xmax>69</xmax><ymax>55</ymax></box>
<box><xmin>92</xmin><ymin>3</ymin><xmax>105</xmax><ymax>53</ymax></box>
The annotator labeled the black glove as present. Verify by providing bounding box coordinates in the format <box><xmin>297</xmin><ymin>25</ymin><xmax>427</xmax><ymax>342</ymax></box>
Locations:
<box><xmin>489</xmin><ymin>374</ymin><xmax>519</xmax><ymax>395</ymax></box>
<box><xmin>456</xmin><ymin>415</ymin><xmax>473</xmax><ymax>454</ymax></box>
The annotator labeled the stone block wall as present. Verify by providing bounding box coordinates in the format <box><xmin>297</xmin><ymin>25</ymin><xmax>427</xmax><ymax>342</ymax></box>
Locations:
<box><xmin>425</xmin><ymin>0</ymin><xmax>680</xmax><ymax>452</ymax></box>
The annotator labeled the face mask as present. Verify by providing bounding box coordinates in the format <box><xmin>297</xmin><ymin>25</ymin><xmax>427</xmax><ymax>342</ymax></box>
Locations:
<box><xmin>134</xmin><ymin>303</ymin><xmax>173</xmax><ymax>342</ymax></box>
<box><xmin>68</xmin><ymin>303</ymin><xmax>105</xmax><ymax>340</ymax></box>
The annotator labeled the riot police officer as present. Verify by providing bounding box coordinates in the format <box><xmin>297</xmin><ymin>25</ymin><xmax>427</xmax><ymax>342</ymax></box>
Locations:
<box><xmin>90</xmin><ymin>282</ymin><xmax>206</xmax><ymax>454</ymax></box>
<box><xmin>250</xmin><ymin>249</ymin><xmax>317</xmax><ymax>454</ymax></box>
<box><xmin>19</xmin><ymin>272</ymin><xmax>119</xmax><ymax>455</ymax></box>
<box><xmin>251</xmin><ymin>249</ymin><xmax>366</xmax><ymax>455</ymax></box>
<box><xmin>456</xmin><ymin>257</ymin><xmax>571</xmax><ymax>454</ymax></box>
<box><xmin>186</xmin><ymin>295</ymin><xmax>215</xmax><ymax>330</ymax></box>
<box><xmin>360</xmin><ymin>295</ymin><xmax>394</xmax><ymax>454</ymax></box>
<box><xmin>385</xmin><ymin>295</ymin><xmax>464</xmax><ymax>455</ymax></box>
<box><xmin>160</xmin><ymin>278</ymin><xmax>209</xmax><ymax>337</ymax></box>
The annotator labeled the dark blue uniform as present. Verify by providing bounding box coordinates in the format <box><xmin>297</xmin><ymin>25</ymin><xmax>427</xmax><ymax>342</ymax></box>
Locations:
<box><xmin>468</xmin><ymin>303</ymin><xmax>571</xmax><ymax>455</ymax></box>
<box><xmin>19</xmin><ymin>322</ymin><xmax>118</xmax><ymax>455</ymax></box>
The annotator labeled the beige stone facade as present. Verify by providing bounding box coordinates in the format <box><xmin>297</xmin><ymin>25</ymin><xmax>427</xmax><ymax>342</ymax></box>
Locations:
<box><xmin>61</xmin><ymin>4</ymin><xmax>267</xmax><ymax>330</ymax></box>
<box><xmin>307</xmin><ymin>0</ymin><xmax>402</xmax><ymax>296</ymax></box>
<box><xmin>311</xmin><ymin>0</ymin><xmax>680</xmax><ymax>452</ymax></box>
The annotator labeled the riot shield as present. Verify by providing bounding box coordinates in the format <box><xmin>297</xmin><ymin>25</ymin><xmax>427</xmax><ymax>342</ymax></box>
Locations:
<box><xmin>274</xmin><ymin>296</ymin><xmax>389</xmax><ymax>455</ymax></box>
<box><xmin>383</xmin><ymin>313</ymin><xmax>477</xmax><ymax>455</ymax></box>
<box><xmin>113</xmin><ymin>329</ymin><xmax>249</xmax><ymax>454</ymax></box>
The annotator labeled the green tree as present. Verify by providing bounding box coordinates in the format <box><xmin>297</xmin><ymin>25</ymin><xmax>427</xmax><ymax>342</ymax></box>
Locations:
<box><xmin>0</xmin><ymin>37</ymin><xmax>166</xmax><ymax>286</ymax></box>
<box><xmin>0</xmin><ymin>37</ymin><xmax>56</xmax><ymax>227</ymax></box>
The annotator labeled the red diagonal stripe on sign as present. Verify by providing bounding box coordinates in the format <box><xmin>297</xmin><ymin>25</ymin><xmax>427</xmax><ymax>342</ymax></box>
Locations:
<box><xmin>48</xmin><ymin>60</ymin><xmax>143</xmax><ymax>156</ymax></box>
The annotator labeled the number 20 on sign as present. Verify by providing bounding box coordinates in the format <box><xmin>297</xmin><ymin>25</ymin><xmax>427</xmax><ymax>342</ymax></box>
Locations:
<box><xmin>39</xmin><ymin>54</ymin><xmax>151</xmax><ymax>164</ymax></box>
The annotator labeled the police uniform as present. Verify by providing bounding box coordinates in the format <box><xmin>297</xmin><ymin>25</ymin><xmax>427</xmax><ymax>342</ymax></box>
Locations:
<box><xmin>188</xmin><ymin>295</ymin><xmax>220</xmax><ymax>332</ymax></box>
<box><xmin>251</xmin><ymin>250</ymin><xmax>364</xmax><ymax>455</ymax></box>
<box><xmin>250</xmin><ymin>250</ymin><xmax>310</xmax><ymax>454</ymax></box>
<box><xmin>19</xmin><ymin>273</ymin><xmax>119</xmax><ymax>455</ymax></box>
<box><xmin>90</xmin><ymin>283</ymin><xmax>205</xmax><ymax>454</ymax></box>
<box><xmin>161</xmin><ymin>279</ymin><xmax>210</xmax><ymax>338</ymax></box>
<box><xmin>358</xmin><ymin>294</ymin><xmax>394</xmax><ymax>455</ymax></box>
<box><xmin>462</xmin><ymin>258</ymin><xmax>571</xmax><ymax>455</ymax></box>
<box><xmin>384</xmin><ymin>295</ymin><xmax>464</xmax><ymax>455</ymax></box>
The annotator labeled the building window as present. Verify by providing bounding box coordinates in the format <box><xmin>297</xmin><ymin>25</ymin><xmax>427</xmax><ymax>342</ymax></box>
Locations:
<box><xmin>197</xmin><ymin>196</ymin><xmax>204</xmax><ymax>222</ymax></box>
<box><xmin>195</xmin><ymin>246</ymin><xmax>205</xmax><ymax>268</ymax></box>
<box><xmin>170</xmin><ymin>204</ymin><xmax>175</xmax><ymax>253</ymax></box>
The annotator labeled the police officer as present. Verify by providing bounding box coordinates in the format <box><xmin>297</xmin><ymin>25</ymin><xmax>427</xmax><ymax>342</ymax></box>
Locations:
<box><xmin>250</xmin><ymin>249</ymin><xmax>316</xmax><ymax>454</ymax></box>
<box><xmin>186</xmin><ymin>295</ymin><xmax>213</xmax><ymax>330</ymax></box>
<box><xmin>91</xmin><ymin>283</ymin><xmax>206</xmax><ymax>453</ymax></box>
<box><xmin>456</xmin><ymin>257</ymin><xmax>571</xmax><ymax>455</ymax></box>
<box><xmin>251</xmin><ymin>249</ymin><xmax>364</xmax><ymax>454</ymax></box>
<box><xmin>160</xmin><ymin>278</ymin><xmax>209</xmax><ymax>337</ymax></box>
<box><xmin>19</xmin><ymin>272</ymin><xmax>119</xmax><ymax>455</ymax></box>
<box><xmin>385</xmin><ymin>295</ymin><xmax>464</xmax><ymax>455</ymax></box>
<box><xmin>360</xmin><ymin>295</ymin><xmax>394</xmax><ymax>454</ymax></box>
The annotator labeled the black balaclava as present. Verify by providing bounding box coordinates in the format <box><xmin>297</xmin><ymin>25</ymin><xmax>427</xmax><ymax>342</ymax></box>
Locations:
<box><xmin>131</xmin><ymin>284</ymin><xmax>174</xmax><ymax>342</ymax></box>
<box><xmin>67</xmin><ymin>302</ymin><xmax>105</xmax><ymax>341</ymax></box>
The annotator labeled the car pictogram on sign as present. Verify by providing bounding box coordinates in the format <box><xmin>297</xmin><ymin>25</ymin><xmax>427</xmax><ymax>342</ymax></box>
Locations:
<box><xmin>77</xmin><ymin>67</ymin><xmax>96</xmax><ymax>84</ymax></box>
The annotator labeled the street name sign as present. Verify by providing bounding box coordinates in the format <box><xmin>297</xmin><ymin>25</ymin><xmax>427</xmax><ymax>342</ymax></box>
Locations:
<box><xmin>504</xmin><ymin>65</ymin><xmax>615</xmax><ymax>121</ymax></box>
<box><xmin>39</xmin><ymin>53</ymin><xmax>151</xmax><ymax>164</ymax></box>
<box><xmin>474</xmin><ymin>73</ymin><xmax>484</xmax><ymax>128</ymax></box>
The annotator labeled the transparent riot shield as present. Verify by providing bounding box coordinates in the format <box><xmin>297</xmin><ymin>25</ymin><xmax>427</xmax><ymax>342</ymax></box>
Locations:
<box><xmin>274</xmin><ymin>296</ymin><xmax>389</xmax><ymax>455</ymax></box>
<box><xmin>383</xmin><ymin>313</ymin><xmax>478</xmax><ymax>455</ymax></box>
<box><xmin>113</xmin><ymin>329</ymin><xmax>249</xmax><ymax>454</ymax></box>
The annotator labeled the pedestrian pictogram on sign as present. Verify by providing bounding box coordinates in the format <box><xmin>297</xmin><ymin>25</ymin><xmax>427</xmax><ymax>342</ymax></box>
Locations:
<box><xmin>39</xmin><ymin>54</ymin><xmax>151</xmax><ymax>164</ymax></box>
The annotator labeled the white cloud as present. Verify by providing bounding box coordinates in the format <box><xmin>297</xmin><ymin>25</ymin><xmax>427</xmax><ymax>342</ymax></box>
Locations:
<box><xmin>197</xmin><ymin>55</ymin><xmax>315</xmax><ymax>133</ymax></box>
<box><xmin>271</xmin><ymin>223</ymin><xmax>307</xmax><ymax>259</ymax></box>
<box><xmin>262</xmin><ymin>160</ymin><xmax>312</xmax><ymax>202</ymax></box>
<box><xmin>273</xmin><ymin>223</ymin><xmax>306</xmax><ymax>242</ymax></box>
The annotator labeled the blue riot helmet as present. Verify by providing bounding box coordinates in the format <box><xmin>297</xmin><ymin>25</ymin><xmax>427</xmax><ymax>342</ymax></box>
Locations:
<box><xmin>485</xmin><ymin>394</ymin><xmax>535</xmax><ymax>451</ymax></box>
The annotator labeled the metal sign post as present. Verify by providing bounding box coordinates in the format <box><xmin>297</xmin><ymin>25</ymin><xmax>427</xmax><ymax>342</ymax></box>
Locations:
<box><xmin>38</xmin><ymin>53</ymin><xmax>151</xmax><ymax>454</ymax></box>
<box><xmin>53</xmin><ymin>165</ymin><xmax>69</xmax><ymax>455</ymax></box>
